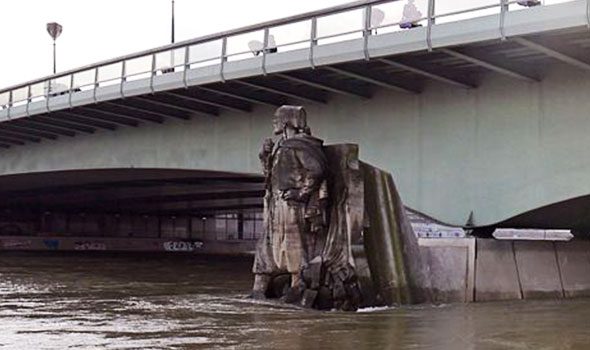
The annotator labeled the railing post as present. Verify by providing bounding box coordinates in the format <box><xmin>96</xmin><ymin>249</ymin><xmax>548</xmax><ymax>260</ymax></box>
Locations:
<box><xmin>7</xmin><ymin>90</ymin><xmax>12</xmax><ymax>120</ymax></box>
<box><xmin>586</xmin><ymin>0</ymin><xmax>590</xmax><ymax>28</ymax></box>
<box><xmin>69</xmin><ymin>73</ymin><xmax>75</xmax><ymax>108</ymax></box>
<box><xmin>150</xmin><ymin>53</ymin><xmax>156</xmax><ymax>94</ymax></box>
<box><xmin>120</xmin><ymin>60</ymin><xmax>127</xmax><ymax>98</ymax></box>
<box><xmin>220</xmin><ymin>38</ymin><xmax>228</xmax><ymax>83</ymax></box>
<box><xmin>262</xmin><ymin>28</ymin><xmax>270</xmax><ymax>75</ymax></box>
<box><xmin>26</xmin><ymin>85</ymin><xmax>32</xmax><ymax>117</ymax></box>
<box><xmin>93</xmin><ymin>67</ymin><xmax>99</xmax><ymax>103</ymax></box>
<box><xmin>363</xmin><ymin>5</ymin><xmax>372</xmax><ymax>61</ymax></box>
<box><xmin>309</xmin><ymin>17</ymin><xmax>318</xmax><ymax>69</ymax></box>
<box><xmin>427</xmin><ymin>0</ymin><xmax>435</xmax><ymax>51</ymax></box>
<box><xmin>45</xmin><ymin>79</ymin><xmax>51</xmax><ymax>112</ymax></box>
<box><xmin>500</xmin><ymin>0</ymin><xmax>508</xmax><ymax>40</ymax></box>
<box><xmin>184</xmin><ymin>46</ymin><xmax>191</xmax><ymax>87</ymax></box>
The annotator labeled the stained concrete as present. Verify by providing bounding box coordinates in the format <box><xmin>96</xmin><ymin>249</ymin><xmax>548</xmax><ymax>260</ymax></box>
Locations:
<box><xmin>555</xmin><ymin>240</ymin><xmax>590</xmax><ymax>298</ymax></box>
<box><xmin>514</xmin><ymin>241</ymin><xmax>564</xmax><ymax>299</ymax></box>
<box><xmin>3</xmin><ymin>65</ymin><xmax>590</xmax><ymax>227</ymax></box>
<box><xmin>475</xmin><ymin>239</ymin><xmax>522</xmax><ymax>302</ymax></box>
<box><xmin>420</xmin><ymin>245</ymin><xmax>470</xmax><ymax>303</ymax></box>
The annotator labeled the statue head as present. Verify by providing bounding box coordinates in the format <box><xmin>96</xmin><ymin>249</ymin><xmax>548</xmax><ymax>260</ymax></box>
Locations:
<box><xmin>273</xmin><ymin>105</ymin><xmax>307</xmax><ymax>136</ymax></box>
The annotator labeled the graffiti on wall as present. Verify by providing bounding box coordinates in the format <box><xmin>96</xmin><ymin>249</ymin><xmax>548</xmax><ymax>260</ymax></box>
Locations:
<box><xmin>163</xmin><ymin>241</ymin><xmax>204</xmax><ymax>252</ymax></box>
<box><xmin>1</xmin><ymin>239</ymin><xmax>32</xmax><ymax>249</ymax></box>
<box><xmin>74</xmin><ymin>241</ymin><xmax>107</xmax><ymax>251</ymax></box>
<box><xmin>43</xmin><ymin>239</ymin><xmax>60</xmax><ymax>250</ymax></box>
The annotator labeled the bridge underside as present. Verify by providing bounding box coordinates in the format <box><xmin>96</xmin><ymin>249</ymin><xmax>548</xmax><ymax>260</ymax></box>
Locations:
<box><xmin>1</xmin><ymin>2</ymin><xmax>590</xmax><ymax>227</ymax></box>
<box><xmin>0</xmin><ymin>169</ymin><xmax>264</xmax><ymax>240</ymax></box>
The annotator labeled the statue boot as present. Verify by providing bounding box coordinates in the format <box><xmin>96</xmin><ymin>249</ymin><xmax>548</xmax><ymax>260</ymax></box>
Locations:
<box><xmin>250</xmin><ymin>274</ymin><xmax>271</xmax><ymax>300</ymax></box>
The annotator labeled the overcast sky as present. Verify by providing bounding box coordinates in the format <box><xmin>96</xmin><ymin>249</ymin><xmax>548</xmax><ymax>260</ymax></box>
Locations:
<box><xmin>0</xmin><ymin>0</ymin><xmax>566</xmax><ymax>89</ymax></box>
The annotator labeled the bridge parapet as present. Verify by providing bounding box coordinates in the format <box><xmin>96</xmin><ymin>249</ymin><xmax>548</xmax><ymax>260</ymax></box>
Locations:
<box><xmin>0</xmin><ymin>0</ymin><xmax>586</xmax><ymax>124</ymax></box>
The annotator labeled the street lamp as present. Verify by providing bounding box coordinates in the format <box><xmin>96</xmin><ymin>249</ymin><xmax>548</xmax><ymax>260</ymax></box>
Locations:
<box><xmin>163</xmin><ymin>0</ymin><xmax>176</xmax><ymax>73</ymax></box>
<box><xmin>46</xmin><ymin>22</ymin><xmax>63</xmax><ymax>74</ymax></box>
<box><xmin>171</xmin><ymin>0</ymin><xmax>175</xmax><ymax>44</ymax></box>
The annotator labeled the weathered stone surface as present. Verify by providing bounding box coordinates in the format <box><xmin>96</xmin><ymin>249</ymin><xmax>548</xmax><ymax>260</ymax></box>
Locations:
<box><xmin>514</xmin><ymin>241</ymin><xmax>563</xmax><ymax>299</ymax></box>
<box><xmin>555</xmin><ymin>240</ymin><xmax>590</xmax><ymax>298</ymax></box>
<box><xmin>301</xmin><ymin>289</ymin><xmax>318</xmax><ymax>308</ymax></box>
<box><xmin>475</xmin><ymin>239</ymin><xmax>522</xmax><ymax>302</ymax></box>
<box><xmin>422</xmin><ymin>246</ymin><xmax>467</xmax><ymax>303</ymax></box>
<box><xmin>252</xmin><ymin>106</ymin><xmax>363</xmax><ymax>311</ymax></box>
<box><xmin>419</xmin><ymin>238</ymin><xmax>475</xmax><ymax>303</ymax></box>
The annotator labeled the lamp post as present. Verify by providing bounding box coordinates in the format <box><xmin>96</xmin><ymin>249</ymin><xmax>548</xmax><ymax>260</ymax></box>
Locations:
<box><xmin>46</xmin><ymin>22</ymin><xmax>63</xmax><ymax>74</ymax></box>
<box><xmin>166</xmin><ymin>0</ymin><xmax>176</xmax><ymax>72</ymax></box>
<box><xmin>171</xmin><ymin>0</ymin><xmax>176</xmax><ymax>44</ymax></box>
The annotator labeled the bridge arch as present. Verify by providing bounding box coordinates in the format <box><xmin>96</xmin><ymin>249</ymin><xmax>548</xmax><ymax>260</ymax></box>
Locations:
<box><xmin>0</xmin><ymin>168</ymin><xmax>265</xmax><ymax>252</ymax></box>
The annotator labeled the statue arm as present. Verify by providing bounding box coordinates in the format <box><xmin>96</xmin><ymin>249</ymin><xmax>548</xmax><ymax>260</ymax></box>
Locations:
<box><xmin>259</xmin><ymin>138</ymin><xmax>274</xmax><ymax>177</ymax></box>
<box><xmin>283</xmin><ymin>149</ymin><xmax>324</xmax><ymax>202</ymax></box>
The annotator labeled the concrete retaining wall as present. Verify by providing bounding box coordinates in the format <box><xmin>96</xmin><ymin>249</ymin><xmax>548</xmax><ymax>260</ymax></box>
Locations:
<box><xmin>413</xmin><ymin>238</ymin><xmax>590</xmax><ymax>303</ymax></box>
<box><xmin>0</xmin><ymin>236</ymin><xmax>256</xmax><ymax>256</ymax></box>
<box><xmin>418</xmin><ymin>238</ymin><xmax>475</xmax><ymax>303</ymax></box>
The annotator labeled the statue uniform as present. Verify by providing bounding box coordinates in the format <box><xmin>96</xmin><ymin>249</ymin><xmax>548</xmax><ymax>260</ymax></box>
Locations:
<box><xmin>253</xmin><ymin>133</ymin><xmax>327</xmax><ymax>276</ymax></box>
<box><xmin>251</xmin><ymin>105</ymin><xmax>362</xmax><ymax>311</ymax></box>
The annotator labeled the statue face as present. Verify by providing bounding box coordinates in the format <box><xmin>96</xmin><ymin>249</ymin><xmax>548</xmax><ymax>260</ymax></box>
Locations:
<box><xmin>272</xmin><ymin>115</ymin><xmax>283</xmax><ymax>135</ymax></box>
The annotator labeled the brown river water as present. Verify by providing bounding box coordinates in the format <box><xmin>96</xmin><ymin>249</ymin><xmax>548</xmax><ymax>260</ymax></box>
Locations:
<box><xmin>1</xmin><ymin>252</ymin><xmax>589</xmax><ymax>350</ymax></box>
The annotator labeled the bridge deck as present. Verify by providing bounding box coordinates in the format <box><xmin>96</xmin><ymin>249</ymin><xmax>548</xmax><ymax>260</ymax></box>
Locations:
<box><xmin>0</xmin><ymin>0</ymin><xmax>588</xmax><ymax>146</ymax></box>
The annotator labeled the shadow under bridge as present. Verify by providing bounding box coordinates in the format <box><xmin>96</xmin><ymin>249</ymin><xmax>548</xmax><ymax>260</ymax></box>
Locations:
<box><xmin>0</xmin><ymin>168</ymin><xmax>265</xmax><ymax>253</ymax></box>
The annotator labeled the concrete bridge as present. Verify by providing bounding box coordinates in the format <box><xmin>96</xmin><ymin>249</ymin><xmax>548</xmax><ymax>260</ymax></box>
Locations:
<box><xmin>1</xmin><ymin>0</ymin><xmax>590</xmax><ymax>233</ymax></box>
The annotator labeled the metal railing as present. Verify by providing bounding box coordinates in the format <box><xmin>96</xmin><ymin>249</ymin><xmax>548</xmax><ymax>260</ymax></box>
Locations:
<box><xmin>0</xmin><ymin>0</ymin><xmax>572</xmax><ymax>114</ymax></box>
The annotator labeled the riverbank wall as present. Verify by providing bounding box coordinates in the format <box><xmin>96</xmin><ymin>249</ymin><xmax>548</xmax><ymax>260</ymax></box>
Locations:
<box><xmin>419</xmin><ymin>237</ymin><xmax>590</xmax><ymax>303</ymax></box>
<box><xmin>0</xmin><ymin>236</ymin><xmax>255</xmax><ymax>256</ymax></box>
<box><xmin>361</xmin><ymin>162</ymin><xmax>590</xmax><ymax>305</ymax></box>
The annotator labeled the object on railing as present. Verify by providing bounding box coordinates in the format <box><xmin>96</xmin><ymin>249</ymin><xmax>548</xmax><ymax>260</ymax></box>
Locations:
<box><xmin>400</xmin><ymin>0</ymin><xmax>423</xmax><ymax>28</ymax></box>
<box><xmin>248</xmin><ymin>35</ymin><xmax>277</xmax><ymax>56</ymax></box>
<box><xmin>44</xmin><ymin>82</ymin><xmax>69</xmax><ymax>97</ymax></box>
<box><xmin>517</xmin><ymin>0</ymin><xmax>541</xmax><ymax>7</ymax></box>
<box><xmin>43</xmin><ymin>81</ymin><xmax>81</xmax><ymax>98</ymax></box>
<box><xmin>0</xmin><ymin>0</ymin><xmax>560</xmax><ymax>112</ymax></box>
<box><xmin>363</xmin><ymin>7</ymin><xmax>386</xmax><ymax>34</ymax></box>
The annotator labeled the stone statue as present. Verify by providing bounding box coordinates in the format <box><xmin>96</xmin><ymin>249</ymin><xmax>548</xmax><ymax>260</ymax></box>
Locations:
<box><xmin>251</xmin><ymin>105</ymin><xmax>361</xmax><ymax>311</ymax></box>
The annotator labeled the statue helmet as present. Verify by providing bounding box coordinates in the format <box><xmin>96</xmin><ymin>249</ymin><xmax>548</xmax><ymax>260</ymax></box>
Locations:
<box><xmin>274</xmin><ymin>105</ymin><xmax>307</xmax><ymax>132</ymax></box>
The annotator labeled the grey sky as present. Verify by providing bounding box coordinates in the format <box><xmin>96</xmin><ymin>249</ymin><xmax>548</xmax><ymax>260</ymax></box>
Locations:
<box><xmin>0</xmin><ymin>0</ymin><xmax>567</xmax><ymax>89</ymax></box>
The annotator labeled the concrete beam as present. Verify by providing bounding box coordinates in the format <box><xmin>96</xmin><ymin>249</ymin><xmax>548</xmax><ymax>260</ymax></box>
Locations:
<box><xmin>0</xmin><ymin>130</ymin><xmax>41</xmax><ymax>143</ymax></box>
<box><xmin>12</xmin><ymin>120</ymin><xmax>77</xmax><ymax>137</ymax></box>
<box><xmin>197</xmin><ymin>86</ymin><xmax>282</xmax><ymax>108</ymax></box>
<box><xmin>18</xmin><ymin>118</ymin><xmax>95</xmax><ymax>134</ymax></box>
<box><xmin>7</xmin><ymin>183</ymin><xmax>265</xmax><ymax>206</ymax></box>
<box><xmin>81</xmin><ymin>106</ymin><xmax>164</xmax><ymax>124</ymax></box>
<box><xmin>134</xmin><ymin>96</ymin><xmax>217</xmax><ymax>117</ymax></box>
<box><xmin>163</xmin><ymin>92</ymin><xmax>250</xmax><ymax>114</ymax></box>
<box><xmin>12</xmin><ymin>190</ymin><xmax>266</xmax><ymax>212</ymax></box>
<box><xmin>439</xmin><ymin>48</ymin><xmax>538</xmax><ymax>83</ymax></box>
<box><xmin>513</xmin><ymin>37</ymin><xmax>590</xmax><ymax>72</ymax></box>
<box><xmin>275</xmin><ymin>73</ymin><xmax>370</xmax><ymax>99</ymax></box>
<box><xmin>0</xmin><ymin>124</ymin><xmax>60</xmax><ymax>140</ymax></box>
<box><xmin>378</xmin><ymin>58</ymin><xmax>475</xmax><ymax>89</ymax></box>
<box><xmin>103</xmin><ymin>101</ymin><xmax>186</xmax><ymax>121</ymax></box>
<box><xmin>0</xmin><ymin>136</ymin><xmax>26</xmax><ymax>145</ymax></box>
<box><xmin>323</xmin><ymin>66</ymin><xmax>418</xmax><ymax>94</ymax></box>
<box><xmin>53</xmin><ymin>112</ymin><xmax>118</xmax><ymax>131</ymax></box>
<box><xmin>67</xmin><ymin>109</ymin><xmax>139</xmax><ymax>128</ymax></box>
<box><xmin>234</xmin><ymin>80</ymin><xmax>327</xmax><ymax>105</ymax></box>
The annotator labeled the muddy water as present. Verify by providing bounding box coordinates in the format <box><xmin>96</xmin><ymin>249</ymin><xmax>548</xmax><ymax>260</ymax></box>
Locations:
<box><xmin>0</xmin><ymin>252</ymin><xmax>589</xmax><ymax>349</ymax></box>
